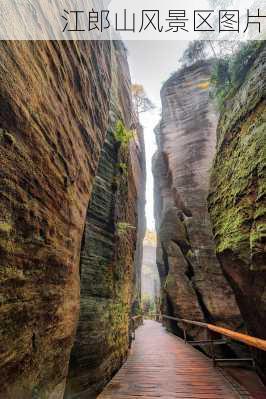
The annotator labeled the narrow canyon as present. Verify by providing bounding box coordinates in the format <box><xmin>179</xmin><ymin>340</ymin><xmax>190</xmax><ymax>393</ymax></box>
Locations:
<box><xmin>153</xmin><ymin>43</ymin><xmax>266</xmax><ymax>376</ymax></box>
<box><xmin>0</xmin><ymin>39</ymin><xmax>265</xmax><ymax>399</ymax></box>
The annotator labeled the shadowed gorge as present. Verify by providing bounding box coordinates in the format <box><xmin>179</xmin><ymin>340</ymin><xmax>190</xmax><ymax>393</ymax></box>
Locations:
<box><xmin>0</xmin><ymin>40</ymin><xmax>145</xmax><ymax>399</ymax></box>
<box><xmin>65</xmin><ymin>42</ymin><xmax>146</xmax><ymax>398</ymax></box>
<box><xmin>0</xmin><ymin>36</ymin><xmax>265</xmax><ymax>399</ymax></box>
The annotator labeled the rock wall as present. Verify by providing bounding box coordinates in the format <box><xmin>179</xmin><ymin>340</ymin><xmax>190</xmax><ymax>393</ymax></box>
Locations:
<box><xmin>153</xmin><ymin>61</ymin><xmax>243</xmax><ymax>341</ymax></box>
<box><xmin>0</xmin><ymin>41</ymin><xmax>112</xmax><ymax>399</ymax></box>
<box><xmin>65</xmin><ymin>42</ymin><xmax>146</xmax><ymax>398</ymax></box>
<box><xmin>0</xmin><ymin>40</ymin><xmax>145</xmax><ymax>399</ymax></box>
<box><xmin>208</xmin><ymin>45</ymin><xmax>266</xmax><ymax>373</ymax></box>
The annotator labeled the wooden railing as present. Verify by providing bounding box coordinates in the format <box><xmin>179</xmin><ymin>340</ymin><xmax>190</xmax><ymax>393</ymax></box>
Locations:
<box><xmin>131</xmin><ymin>314</ymin><xmax>144</xmax><ymax>325</ymax></box>
<box><xmin>147</xmin><ymin>313</ymin><xmax>266</xmax><ymax>373</ymax></box>
<box><xmin>161</xmin><ymin>314</ymin><xmax>266</xmax><ymax>352</ymax></box>
<box><xmin>130</xmin><ymin>315</ymin><xmax>144</xmax><ymax>343</ymax></box>
<box><xmin>131</xmin><ymin>312</ymin><xmax>266</xmax><ymax>352</ymax></box>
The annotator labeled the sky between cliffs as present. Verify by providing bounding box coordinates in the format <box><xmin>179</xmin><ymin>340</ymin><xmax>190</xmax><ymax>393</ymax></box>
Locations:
<box><xmin>126</xmin><ymin>0</ymin><xmax>255</xmax><ymax>231</ymax></box>
<box><xmin>127</xmin><ymin>41</ymin><xmax>188</xmax><ymax>231</ymax></box>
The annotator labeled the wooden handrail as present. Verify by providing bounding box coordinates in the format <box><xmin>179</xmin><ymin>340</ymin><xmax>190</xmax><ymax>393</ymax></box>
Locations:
<box><xmin>131</xmin><ymin>315</ymin><xmax>143</xmax><ymax>321</ymax></box>
<box><xmin>161</xmin><ymin>314</ymin><xmax>266</xmax><ymax>352</ymax></box>
<box><xmin>130</xmin><ymin>315</ymin><xmax>144</xmax><ymax>344</ymax></box>
<box><xmin>206</xmin><ymin>324</ymin><xmax>266</xmax><ymax>352</ymax></box>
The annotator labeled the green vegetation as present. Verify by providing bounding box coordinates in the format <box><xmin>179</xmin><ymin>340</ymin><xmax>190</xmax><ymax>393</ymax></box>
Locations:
<box><xmin>164</xmin><ymin>274</ymin><xmax>176</xmax><ymax>289</ymax></box>
<box><xmin>0</xmin><ymin>222</ymin><xmax>12</xmax><ymax>233</ymax></box>
<box><xmin>208</xmin><ymin>96</ymin><xmax>266</xmax><ymax>263</ymax></box>
<box><xmin>132</xmin><ymin>84</ymin><xmax>155</xmax><ymax>116</ymax></box>
<box><xmin>116</xmin><ymin>162</ymin><xmax>128</xmax><ymax>177</ymax></box>
<box><xmin>180</xmin><ymin>41</ymin><xmax>207</xmax><ymax>67</ymax></box>
<box><xmin>114</xmin><ymin>120</ymin><xmax>134</xmax><ymax>147</ymax></box>
<box><xmin>141</xmin><ymin>293</ymin><xmax>156</xmax><ymax>315</ymax></box>
<box><xmin>211</xmin><ymin>41</ymin><xmax>265</xmax><ymax>110</ymax></box>
<box><xmin>112</xmin><ymin>163</ymin><xmax>128</xmax><ymax>190</ymax></box>
<box><xmin>116</xmin><ymin>222</ymin><xmax>136</xmax><ymax>236</ymax></box>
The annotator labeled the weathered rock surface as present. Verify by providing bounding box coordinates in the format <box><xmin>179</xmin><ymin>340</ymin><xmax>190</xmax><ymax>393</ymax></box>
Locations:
<box><xmin>153</xmin><ymin>61</ymin><xmax>243</xmax><ymax>341</ymax></box>
<box><xmin>208</xmin><ymin>45</ymin><xmax>266</xmax><ymax>373</ymax></box>
<box><xmin>0</xmin><ymin>41</ymin><xmax>112</xmax><ymax>399</ymax></box>
<box><xmin>65</xmin><ymin>42</ymin><xmax>146</xmax><ymax>398</ymax></box>
<box><xmin>0</xmin><ymin>40</ymin><xmax>145</xmax><ymax>399</ymax></box>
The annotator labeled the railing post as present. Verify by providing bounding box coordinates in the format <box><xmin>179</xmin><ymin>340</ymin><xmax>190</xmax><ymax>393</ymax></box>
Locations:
<box><xmin>251</xmin><ymin>347</ymin><xmax>257</xmax><ymax>371</ymax></box>
<box><xmin>161</xmin><ymin>313</ymin><xmax>266</xmax><ymax>369</ymax></box>
<box><xmin>183</xmin><ymin>324</ymin><xmax>187</xmax><ymax>343</ymax></box>
<box><xmin>129</xmin><ymin>319</ymin><xmax>132</xmax><ymax>349</ymax></box>
<box><xmin>132</xmin><ymin>318</ymin><xmax>135</xmax><ymax>341</ymax></box>
<box><xmin>208</xmin><ymin>330</ymin><xmax>216</xmax><ymax>367</ymax></box>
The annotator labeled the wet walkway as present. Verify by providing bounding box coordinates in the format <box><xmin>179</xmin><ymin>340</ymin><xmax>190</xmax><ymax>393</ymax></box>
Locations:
<box><xmin>98</xmin><ymin>320</ymin><xmax>242</xmax><ymax>398</ymax></box>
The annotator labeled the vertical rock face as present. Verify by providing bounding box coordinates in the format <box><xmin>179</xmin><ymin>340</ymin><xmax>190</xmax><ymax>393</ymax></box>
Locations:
<box><xmin>0</xmin><ymin>40</ymin><xmax>145</xmax><ymax>399</ymax></box>
<box><xmin>65</xmin><ymin>42</ymin><xmax>146</xmax><ymax>398</ymax></box>
<box><xmin>153</xmin><ymin>61</ymin><xmax>243</xmax><ymax>340</ymax></box>
<box><xmin>208</xmin><ymin>45</ymin><xmax>266</xmax><ymax>372</ymax></box>
<box><xmin>0</xmin><ymin>41</ymin><xmax>112</xmax><ymax>399</ymax></box>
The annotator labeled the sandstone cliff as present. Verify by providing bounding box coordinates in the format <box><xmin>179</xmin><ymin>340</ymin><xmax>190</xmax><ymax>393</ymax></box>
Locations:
<box><xmin>0</xmin><ymin>40</ymin><xmax>145</xmax><ymax>399</ymax></box>
<box><xmin>208</xmin><ymin>44</ymin><xmax>266</xmax><ymax>374</ymax></box>
<box><xmin>153</xmin><ymin>61</ymin><xmax>243</xmax><ymax>342</ymax></box>
<box><xmin>65</xmin><ymin>41</ymin><xmax>146</xmax><ymax>398</ymax></box>
<box><xmin>0</xmin><ymin>41</ymin><xmax>112</xmax><ymax>399</ymax></box>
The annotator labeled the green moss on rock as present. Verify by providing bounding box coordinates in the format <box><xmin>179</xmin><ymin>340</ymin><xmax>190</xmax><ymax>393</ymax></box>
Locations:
<box><xmin>209</xmin><ymin>99</ymin><xmax>266</xmax><ymax>264</ymax></box>
<box><xmin>208</xmin><ymin>48</ymin><xmax>266</xmax><ymax>373</ymax></box>
<box><xmin>209</xmin><ymin>44</ymin><xmax>266</xmax><ymax>272</ymax></box>
<box><xmin>209</xmin><ymin>40</ymin><xmax>266</xmax><ymax>268</ymax></box>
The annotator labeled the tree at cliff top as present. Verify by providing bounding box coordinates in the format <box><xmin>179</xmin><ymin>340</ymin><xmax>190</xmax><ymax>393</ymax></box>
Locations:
<box><xmin>179</xmin><ymin>41</ymin><xmax>207</xmax><ymax>67</ymax></box>
<box><xmin>132</xmin><ymin>84</ymin><xmax>155</xmax><ymax>118</ymax></box>
<box><xmin>211</xmin><ymin>41</ymin><xmax>265</xmax><ymax>110</ymax></box>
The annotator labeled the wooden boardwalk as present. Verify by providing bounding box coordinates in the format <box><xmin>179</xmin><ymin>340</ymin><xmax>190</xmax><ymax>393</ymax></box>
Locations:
<box><xmin>98</xmin><ymin>320</ymin><xmax>242</xmax><ymax>399</ymax></box>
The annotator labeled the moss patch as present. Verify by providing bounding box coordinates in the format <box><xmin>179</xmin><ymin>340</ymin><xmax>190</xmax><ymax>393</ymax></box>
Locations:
<box><xmin>0</xmin><ymin>222</ymin><xmax>12</xmax><ymax>233</ymax></box>
<box><xmin>208</xmin><ymin>48</ymin><xmax>266</xmax><ymax>268</ymax></box>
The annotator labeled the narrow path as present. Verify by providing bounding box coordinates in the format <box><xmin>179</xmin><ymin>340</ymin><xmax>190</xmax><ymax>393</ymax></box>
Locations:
<box><xmin>98</xmin><ymin>320</ymin><xmax>241</xmax><ymax>399</ymax></box>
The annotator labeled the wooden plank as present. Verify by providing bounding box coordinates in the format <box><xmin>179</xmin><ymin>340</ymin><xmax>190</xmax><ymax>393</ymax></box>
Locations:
<box><xmin>97</xmin><ymin>320</ymin><xmax>240</xmax><ymax>399</ymax></box>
